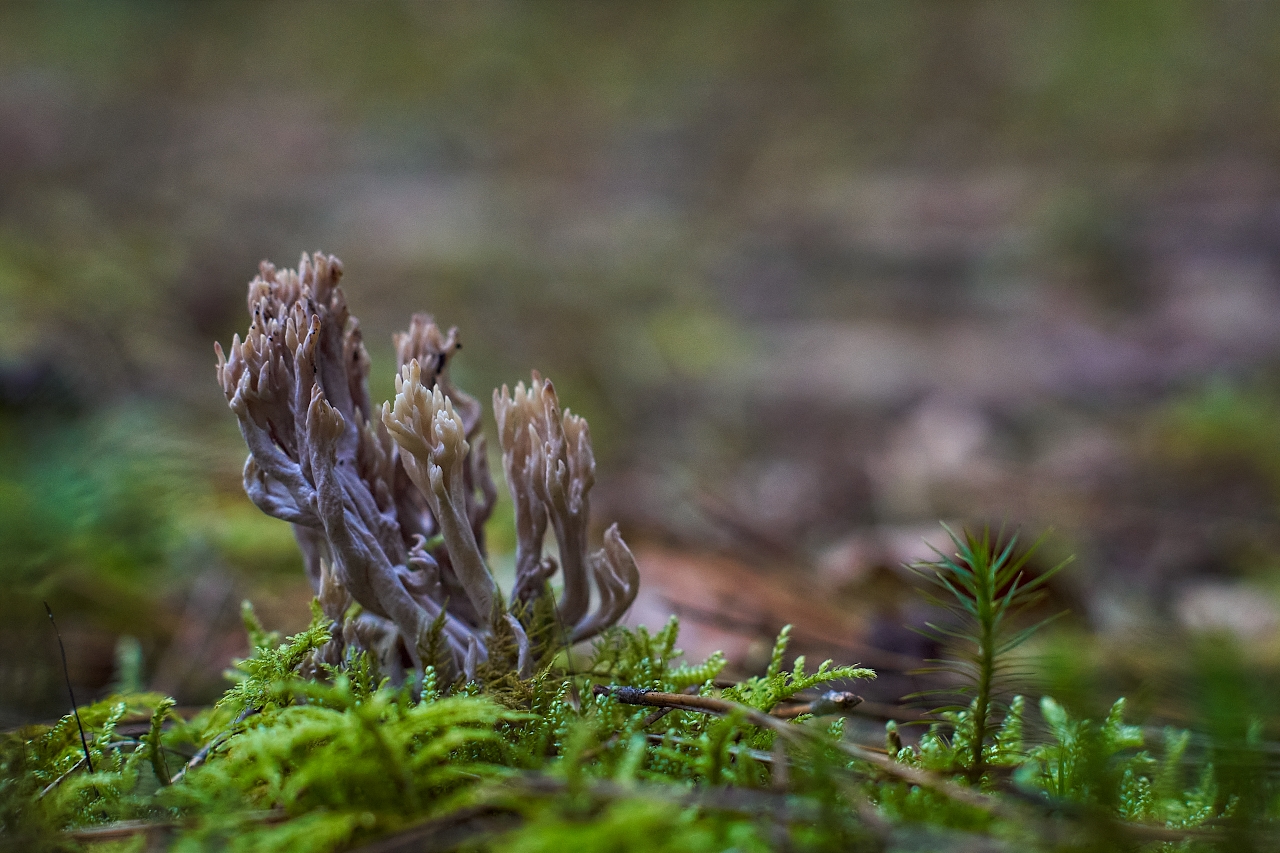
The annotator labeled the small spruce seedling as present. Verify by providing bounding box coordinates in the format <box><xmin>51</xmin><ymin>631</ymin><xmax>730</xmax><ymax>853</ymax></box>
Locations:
<box><xmin>910</xmin><ymin>524</ymin><xmax>1070</xmax><ymax>784</ymax></box>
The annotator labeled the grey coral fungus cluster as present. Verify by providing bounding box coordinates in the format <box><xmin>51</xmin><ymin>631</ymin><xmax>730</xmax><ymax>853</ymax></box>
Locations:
<box><xmin>215</xmin><ymin>252</ymin><xmax>639</xmax><ymax>682</ymax></box>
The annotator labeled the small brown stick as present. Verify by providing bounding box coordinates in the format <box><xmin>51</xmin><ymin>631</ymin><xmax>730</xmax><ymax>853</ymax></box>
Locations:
<box><xmin>169</xmin><ymin>706</ymin><xmax>258</xmax><ymax>785</ymax></box>
<box><xmin>577</xmin><ymin>702</ymin><xmax>681</xmax><ymax>767</ymax></box>
<box><xmin>592</xmin><ymin>686</ymin><xmax>778</xmax><ymax>724</ymax></box>
<box><xmin>592</xmin><ymin>684</ymin><xmax>1246</xmax><ymax>846</ymax></box>
<box><xmin>640</xmin><ymin>707</ymin><xmax>675</xmax><ymax>728</ymax></box>
<box><xmin>772</xmin><ymin>691</ymin><xmax>863</xmax><ymax>719</ymax></box>
<box><xmin>592</xmin><ymin>685</ymin><xmax>1020</xmax><ymax>813</ymax></box>
<box><xmin>37</xmin><ymin>756</ymin><xmax>86</xmax><ymax>800</ymax></box>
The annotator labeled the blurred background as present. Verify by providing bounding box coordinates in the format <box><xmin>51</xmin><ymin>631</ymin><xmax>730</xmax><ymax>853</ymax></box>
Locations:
<box><xmin>5</xmin><ymin>1</ymin><xmax>1280</xmax><ymax>734</ymax></box>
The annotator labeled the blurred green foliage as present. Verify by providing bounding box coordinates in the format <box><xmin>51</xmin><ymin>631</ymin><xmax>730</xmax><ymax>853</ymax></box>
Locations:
<box><xmin>0</xmin><ymin>407</ymin><xmax>193</xmax><ymax>604</ymax></box>
<box><xmin>0</xmin><ymin>401</ymin><xmax>306</xmax><ymax>721</ymax></box>
<box><xmin>1156</xmin><ymin>380</ymin><xmax>1280</xmax><ymax>497</ymax></box>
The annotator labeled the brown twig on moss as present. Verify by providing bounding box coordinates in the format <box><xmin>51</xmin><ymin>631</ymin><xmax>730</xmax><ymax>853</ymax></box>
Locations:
<box><xmin>37</xmin><ymin>756</ymin><xmax>86</xmax><ymax>800</ymax></box>
<box><xmin>169</xmin><ymin>706</ymin><xmax>259</xmax><ymax>785</ymax></box>
<box><xmin>591</xmin><ymin>683</ymin><xmax>1246</xmax><ymax>847</ymax></box>
<box><xmin>772</xmin><ymin>690</ymin><xmax>863</xmax><ymax>718</ymax></box>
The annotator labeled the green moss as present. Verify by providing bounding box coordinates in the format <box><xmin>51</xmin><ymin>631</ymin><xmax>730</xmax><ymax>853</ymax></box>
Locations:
<box><xmin>6</xmin><ymin>528</ymin><xmax>1280</xmax><ymax>851</ymax></box>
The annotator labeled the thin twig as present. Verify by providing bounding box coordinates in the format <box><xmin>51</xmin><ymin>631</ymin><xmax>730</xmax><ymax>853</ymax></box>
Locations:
<box><xmin>68</xmin><ymin>819</ymin><xmax>177</xmax><ymax>841</ymax></box>
<box><xmin>640</xmin><ymin>706</ymin><xmax>675</xmax><ymax>728</ymax></box>
<box><xmin>577</xmin><ymin>688</ymin><xmax>690</xmax><ymax>764</ymax></box>
<box><xmin>772</xmin><ymin>691</ymin><xmax>863</xmax><ymax>719</ymax></box>
<box><xmin>592</xmin><ymin>685</ymin><xmax>1010</xmax><ymax>812</ymax></box>
<box><xmin>37</xmin><ymin>756</ymin><xmax>86</xmax><ymax>800</ymax></box>
<box><xmin>592</xmin><ymin>686</ymin><xmax>769</xmax><ymax>721</ymax></box>
<box><xmin>169</xmin><ymin>705</ymin><xmax>258</xmax><ymax>785</ymax></box>
<box><xmin>44</xmin><ymin>602</ymin><xmax>93</xmax><ymax>773</ymax></box>
<box><xmin>592</xmin><ymin>684</ymin><xmax>1259</xmax><ymax>847</ymax></box>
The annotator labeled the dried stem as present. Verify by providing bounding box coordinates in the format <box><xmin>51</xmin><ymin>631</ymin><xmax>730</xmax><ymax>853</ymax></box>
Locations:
<box><xmin>44</xmin><ymin>602</ymin><xmax>93</xmax><ymax>773</ymax></box>
<box><xmin>591</xmin><ymin>684</ymin><xmax>1238</xmax><ymax>847</ymax></box>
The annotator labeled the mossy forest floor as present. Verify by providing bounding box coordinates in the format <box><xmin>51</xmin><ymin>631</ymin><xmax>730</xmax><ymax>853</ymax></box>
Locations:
<box><xmin>6</xmin><ymin>537</ymin><xmax>1279</xmax><ymax>853</ymax></box>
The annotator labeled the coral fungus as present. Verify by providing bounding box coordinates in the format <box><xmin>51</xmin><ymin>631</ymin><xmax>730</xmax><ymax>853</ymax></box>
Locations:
<box><xmin>215</xmin><ymin>252</ymin><xmax>639</xmax><ymax>682</ymax></box>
